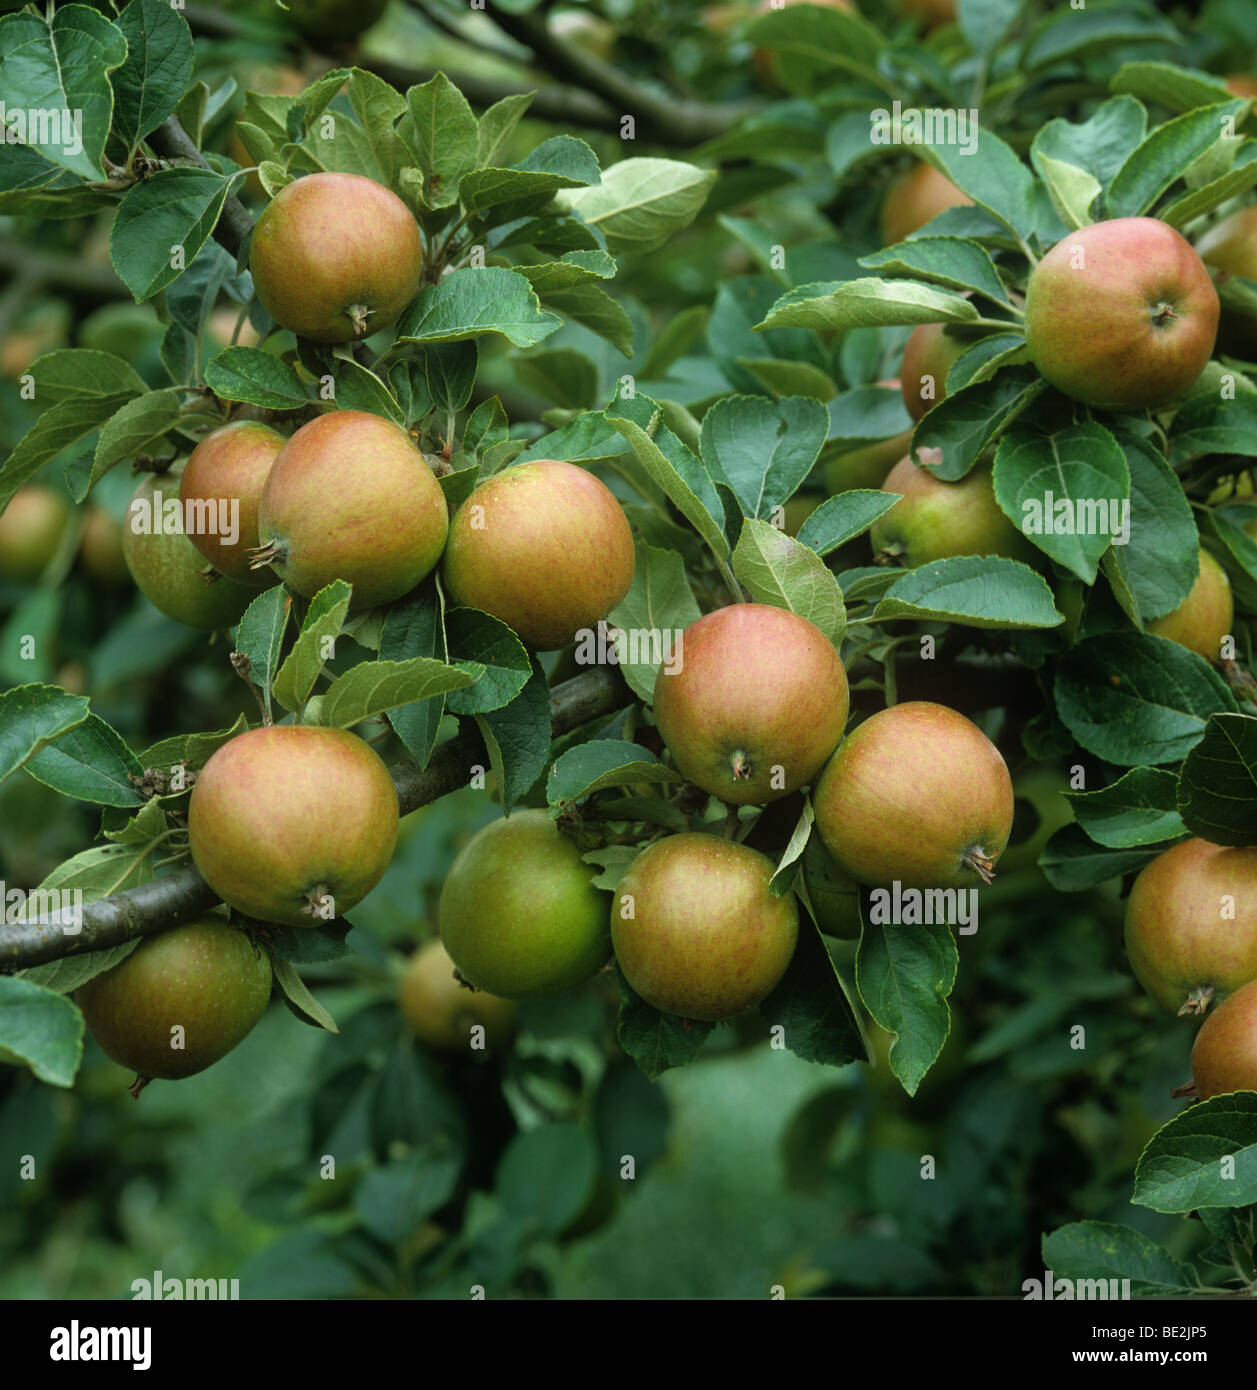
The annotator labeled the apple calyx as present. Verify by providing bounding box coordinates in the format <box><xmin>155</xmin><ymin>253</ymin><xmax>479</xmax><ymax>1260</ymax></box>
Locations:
<box><xmin>347</xmin><ymin>304</ymin><xmax>374</xmax><ymax>337</ymax></box>
<box><xmin>1177</xmin><ymin>984</ymin><xmax>1215</xmax><ymax>1018</ymax></box>
<box><xmin>1150</xmin><ymin>300</ymin><xmax>1179</xmax><ymax>329</ymax></box>
<box><xmin>962</xmin><ymin>846</ymin><xmax>998</xmax><ymax>883</ymax></box>
<box><xmin>199</xmin><ymin>564</ymin><xmax>224</xmax><ymax>587</ymax></box>
<box><xmin>248</xmin><ymin>540</ymin><xmax>286</xmax><ymax>571</ymax></box>
<box><xmin>302</xmin><ymin>883</ymin><xmax>334</xmax><ymax>920</ymax></box>
<box><xmin>730</xmin><ymin>749</ymin><xmax>753</xmax><ymax>783</ymax></box>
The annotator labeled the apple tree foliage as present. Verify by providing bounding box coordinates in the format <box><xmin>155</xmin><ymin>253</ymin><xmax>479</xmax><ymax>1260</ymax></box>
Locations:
<box><xmin>0</xmin><ymin>0</ymin><xmax>1256</xmax><ymax>1296</ymax></box>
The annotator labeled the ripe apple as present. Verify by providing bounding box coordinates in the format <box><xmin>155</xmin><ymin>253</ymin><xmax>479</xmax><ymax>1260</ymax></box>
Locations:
<box><xmin>438</xmin><ymin>810</ymin><xmax>612</xmax><ymax>999</ymax></box>
<box><xmin>1195</xmin><ymin>205</ymin><xmax>1257</xmax><ymax>358</ymax></box>
<box><xmin>77</xmin><ymin>918</ymin><xmax>271</xmax><ymax>1081</ymax></box>
<box><xmin>899</xmin><ymin>0</ymin><xmax>955</xmax><ymax>28</ymax></box>
<box><xmin>871</xmin><ymin>454</ymin><xmax>1033</xmax><ymax>565</ymax></box>
<box><xmin>400</xmin><ymin>939</ymin><xmax>517</xmax><ymax>1053</ymax></box>
<box><xmin>78</xmin><ymin>507</ymin><xmax>129</xmax><ymax>585</ymax></box>
<box><xmin>1124</xmin><ymin>838</ymin><xmax>1257</xmax><ymax>1015</ymax></box>
<box><xmin>1147</xmin><ymin>548</ymin><xmax>1232</xmax><ymax>662</ymax></box>
<box><xmin>122</xmin><ymin>469</ymin><xmax>254</xmax><ymax>631</ymax></box>
<box><xmin>1191</xmin><ymin>976</ymin><xmax>1257</xmax><ymax>1099</ymax></box>
<box><xmin>180</xmin><ymin>422</ymin><xmax>285</xmax><ymax>586</ymax></box>
<box><xmin>254</xmin><ymin>410</ymin><xmax>448</xmax><ymax>609</ymax></box>
<box><xmin>250</xmin><ymin>172</ymin><xmax>422</xmax><ymax>343</ymax></box>
<box><xmin>813</xmin><ymin>701</ymin><xmax>1014</xmax><ymax>888</ymax></box>
<box><xmin>0</xmin><ymin>485</ymin><xmax>71</xmax><ymax>582</ymax></box>
<box><xmin>188</xmin><ymin>725</ymin><xmax>399</xmax><ymax>927</ymax></box>
<box><xmin>1023</xmin><ymin>218</ymin><xmax>1220</xmax><ymax>410</ymax></box>
<box><xmin>824</xmin><ymin>429</ymin><xmax>914</xmax><ymax>493</ymax></box>
<box><xmin>1225</xmin><ymin>76</ymin><xmax>1257</xmax><ymax>100</ymax></box>
<box><xmin>611</xmin><ymin>832</ymin><xmax>798</xmax><ymax>1021</ymax></box>
<box><xmin>881</xmin><ymin>163</ymin><xmax>972</xmax><ymax>246</ymax></box>
<box><xmin>284</xmin><ymin>0</ymin><xmax>388</xmax><ymax>40</ymax></box>
<box><xmin>441</xmin><ymin>459</ymin><xmax>634</xmax><ymax>650</ymax></box>
<box><xmin>901</xmin><ymin>322</ymin><xmax>968</xmax><ymax>420</ymax></box>
<box><xmin>653</xmin><ymin>603</ymin><xmax>849</xmax><ymax>806</ymax></box>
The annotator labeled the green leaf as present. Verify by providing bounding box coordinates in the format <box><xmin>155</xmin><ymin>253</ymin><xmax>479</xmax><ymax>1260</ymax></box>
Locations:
<box><xmin>1</xmin><ymin>393</ymin><xmax>140</xmax><ymax>511</ymax></box>
<box><xmin>856</xmin><ymin>910</ymin><xmax>957</xmax><ymax>1097</ymax></box>
<box><xmin>397</xmin><ymin>267</ymin><xmax>561</xmax><ymax>349</ymax></box>
<box><xmin>399</xmin><ymin>72</ymin><xmax>479</xmax><ymax>209</ymax></box>
<box><xmin>537</xmin><ymin>283</ymin><xmax>635</xmax><ymax>356</ymax></box>
<box><xmin>0</xmin><ymin>976</ymin><xmax>84</xmax><ymax>1087</ymax></box>
<box><xmin>556</xmin><ymin>158</ymin><xmax>714</xmax><ymax>254</ymax></box>
<box><xmin>24</xmin><ymin>712</ymin><xmax>145</xmax><ymax>807</ymax></box>
<box><xmin>114</xmin><ymin>0</ymin><xmax>196</xmax><ymax>154</ymax></box>
<box><xmin>606</xmin><ymin>541</ymin><xmax>700</xmax><ymax>703</ymax></box>
<box><xmin>547</xmin><ymin>740</ymin><xmax>683</xmax><ymax>809</ymax></box>
<box><xmin>316</xmin><ymin>658</ymin><xmax>477</xmax><ymax>729</ymax></box>
<box><xmin>514</xmin><ymin>250</ymin><xmax>616</xmax><ymax>295</ymax></box>
<box><xmin>859</xmin><ymin>236</ymin><xmax>1014</xmax><ymax>309</ymax></box>
<box><xmin>1133</xmin><ymin>1093</ymin><xmax>1257</xmax><ymax>1213</ymax></box>
<box><xmin>380</xmin><ymin>588</ymin><xmax>447</xmax><ymax>768</ymax></box>
<box><xmin>89</xmin><ymin>389</ymin><xmax>184</xmax><ymax>493</ymax></box>
<box><xmin>272</xmin><ymin>957</ymin><xmax>338</xmax><ymax>1034</ymax></box>
<box><xmin>756</xmin><ymin>277</ymin><xmax>978</xmax><ymax>333</ymax></box>
<box><xmin>511</xmin><ymin>347</ymin><xmax>599</xmax><ymax>410</ymax></box>
<box><xmin>233</xmin><ymin>585</ymin><xmax>292</xmax><ymax>724</ymax></box>
<box><xmin>272</xmin><ymin>581</ymin><xmax>352</xmax><ymax>714</ymax></box>
<box><xmin>110</xmin><ymin>168</ymin><xmax>232</xmax><ymax>302</ymax></box>
<box><xmin>355</xmin><ymin>1149</ymin><xmax>461</xmax><ymax>1245</ymax></box>
<box><xmin>1054</xmin><ymin>633</ymin><xmax>1235</xmax><ymax>768</ymax></box>
<box><xmin>735</xmin><ymin>357</ymin><xmax>837</xmax><ymax>401</ymax></box>
<box><xmin>1039</xmin><ymin>1222</ymin><xmax>1198</xmax><ymax>1295</ymax></box>
<box><xmin>328</xmin><ymin>359</ymin><xmax>406</xmax><ymax>425</ymax></box>
<box><xmin>444</xmin><ymin>607</ymin><xmax>530</xmax><ymax>715</ymax></box>
<box><xmin>495</xmin><ymin>1123</ymin><xmax>599</xmax><ymax>1237</ymax></box>
<box><xmin>25</xmin><ymin>349</ymin><xmax>146</xmax><ymax>403</ymax></box>
<box><xmin>1040</xmin><ymin>824</ymin><xmax>1160</xmax><ymax>892</ymax></box>
<box><xmin>137</xmin><ymin>715</ymin><xmax>248</xmax><ymax>778</ymax></box>
<box><xmin>475</xmin><ymin>652</ymin><xmax>552</xmax><ymax>814</ymax></box>
<box><xmin>0</xmin><ymin>684</ymin><xmax>91</xmax><ymax>790</ymax></box>
<box><xmin>759</xmin><ymin>915</ymin><xmax>863</xmax><ymax>1066</ymax></box>
<box><xmin>700</xmin><ymin>394</ymin><xmax>828</xmax><ymax>518</ymax></box>
<box><xmin>1108</xmin><ymin>102</ymin><xmax>1248</xmax><ymax>219</ymax></box>
<box><xmin>614</xmin><ymin>963</ymin><xmax>713</xmax><ymax>1079</ymax></box>
<box><xmin>477</xmin><ymin>91</ymin><xmax>534</xmax><ymax>168</ymax></box>
<box><xmin>1177</xmin><ymin>713</ymin><xmax>1257</xmax><ymax>846</ymax></box>
<box><xmin>732</xmin><ymin>519</ymin><xmax>845</xmax><ymax>648</ymax></box>
<box><xmin>204</xmin><ymin>347</ymin><xmax>312</xmax><ymax>410</ymax></box>
<box><xmin>0</xmin><ymin>6</ymin><xmax>128</xmax><ymax>178</ymax></box>
<box><xmin>797</xmin><ymin>490</ymin><xmax>899</xmax><ymax>556</ymax></box>
<box><xmin>874</xmin><ymin>557</ymin><xmax>1063</xmax><ymax>630</ymax></box>
<box><xmin>1067</xmin><ymin>767</ymin><xmax>1185</xmax><ymax>848</ymax></box>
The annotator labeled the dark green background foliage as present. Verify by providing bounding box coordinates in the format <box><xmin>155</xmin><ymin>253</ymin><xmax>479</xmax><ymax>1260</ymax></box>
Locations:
<box><xmin>1</xmin><ymin>0</ymin><xmax>1256</xmax><ymax>1298</ymax></box>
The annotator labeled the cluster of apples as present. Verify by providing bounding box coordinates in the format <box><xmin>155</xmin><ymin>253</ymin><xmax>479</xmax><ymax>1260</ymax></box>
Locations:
<box><xmin>428</xmin><ymin>603</ymin><xmax>1013</xmax><ymax>1029</ymax></box>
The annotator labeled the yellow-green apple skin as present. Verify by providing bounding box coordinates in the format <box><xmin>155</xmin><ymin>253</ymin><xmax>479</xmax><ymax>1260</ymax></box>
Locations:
<box><xmin>438</xmin><ymin>810</ymin><xmax>611</xmax><ymax>1000</ymax></box>
<box><xmin>180</xmin><ymin>421</ymin><xmax>285</xmax><ymax>586</ymax></box>
<box><xmin>1024</xmin><ymin>218</ymin><xmax>1220</xmax><ymax>409</ymax></box>
<box><xmin>1148</xmin><ymin>548</ymin><xmax>1232</xmax><ymax>662</ymax></box>
<box><xmin>653</xmin><ymin>603</ymin><xmax>849</xmax><ymax>806</ymax></box>
<box><xmin>901</xmin><ymin>322</ymin><xmax>968</xmax><ymax>420</ymax></box>
<box><xmin>0</xmin><ymin>485</ymin><xmax>71</xmax><ymax>581</ymax></box>
<box><xmin>250</xmin><ymin>172</ymin><xmax>421</xmax><ymax>343</ymax></box>
<box><xmin>871</xmin><ymin>455</ymin><xmax>1032</xmax><ymax>564</ymax></box>
<box><xmin>1125</xmin><ymin>838</ymin><xmax>1257</xmax><ymax>1016</ymax></box>
<box><xmin>1192</xmin><ymin>977</ymin><xmax>1257</xmax><ymax>1098</ymax></box>
<box><xmin>881</xmin><ymin>163</ymin><xmax>971</xmax><ymax>245</ymax></box>
<box><xmin>442</xmin><ymin>459</ymin><xmax>634</xmax><ymax>650</ymax></box>
<box><xmin>1196</xmin><ymin>205</ymin><xmax>1257</xmax><ymax>358</ymax></box>
<box><xmin>400</xmin><ymin>939</ymin><xmax>518</xmax><ymax>1052</ymax></box>
<box><xmin>814</xmin><ymin>701</ymin><xmax>1014</xmax><ymax>888</ymax></box>
<box><xmin>77</xmin><ymin>919</ymin><xmax>271</xmax><ymax>1080</ymax></box>
<box><xmin>611</xmin><ymin>833</ymin><xmax>798</xmax><ymax>1021</ymax></box>
<box><xmin>188</xmin><ymin>725</ymin><xmax>399</xmax><ymax>927</ymax></box>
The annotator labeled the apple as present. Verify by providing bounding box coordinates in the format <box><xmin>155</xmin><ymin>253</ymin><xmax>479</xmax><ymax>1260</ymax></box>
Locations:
<box><xmin>1148</xmin><ymin>548</ymin><xmax>1232</xmax><ymax>662</ymax></box>
<box><xmin>122</xmin><ymin>469</ymin><xmax>254</xmax><ymax>631</ymax></box>
<box><xmin>1124</xmin><ymin>837</ymin><xmax>1257</xmax><ymax>1015</ymax></box>
<box><xmin>653</xmin><ymin>603</ymin><xmax>849</xmax><ymax>805</ymax></box>
<box><xmin>78</xmin><ymin>507</ymin><xmax>129</xmax><ymax>585</ymax></box>
<box><xmin>400</xmin><ymin>939</ymin><xmax>517</xmax><ymax>1052</ymax></box>
<box><xmin>813</xmin><ymin>701</ymin><xmax>1014</xmax><ymax>888</ymax></box>
<box><xmin>77</xmin><ymin>918</ymin><xmax>271</xmax><ymax>1082</ymax></box>
<box><xmin>180</xmin><ymin>421</ymin><xmax>285</xmax><ymax>586</ymax></box>
<box><xmin>900</xmin><ymin>0</ymin><xmax>956</xmax><ymax>29</ymax></box>
<box><xmin>0</xmin><ymin>485</ymin><xmax>71</xmax><ymax>582</ymax></box>
<box><xmin>439</xmin><ymin>810</ymin><xmax>611</xmax><ymax>999</ymax></box>
<box><xmin>441</xmin><ymin>459</ymin><xmax>634</xmax><ymax>650</ymax></box>
<box><xmin>1024</xmin><ymin>218</ymin><xmax>1220</xmax><ymax>410</ymax></box>
<box><xmin>881</xmin><ymin>163</ymin><xmax>972</xmax><ymax>246</ymax></box>
<box><xmin>1191</xmin><ymin>976</ymin><xmax>1257</xmax><ymax>1098</ymax></box>
<box><xmin>254</xmin><ymin>410</ymin><xmax>448</xmax><ymax>609</ymax></box>
<box><xmin>901</xmin><ymin>322</ymin><xmax>968</xmax><ymax>420</ymax></box>
<box><xmin>1195</xmin><ymin>205</ymin><xmax>1257</xmax><ymax>358</ymax></box>
<box><xmin>871</xmin><ymin>454</ymin><xmax>1033</xmax><ymax>565</ymax></box>
<box><xmin>611</xmin><ymin>832</ymin><xmax>798</xmax><ymax>1021</ymax></box>
<box><xmin>250</xmin><ymin>172</ymin><xmax>422</xmax><ymax>343</ymax></box>
<box><xmin>188</xmin><ymin>724</ymin><xmax>399</xmax><ymax>927</ymax></box>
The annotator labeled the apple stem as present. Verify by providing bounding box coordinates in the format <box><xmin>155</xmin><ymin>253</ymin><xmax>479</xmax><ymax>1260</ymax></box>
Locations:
<box><xmin>247</xmin><ymin>540</ymin><xmax>285</xmax><ymax>570</ymax></box>
<box><xmin>1169</xmin><ymin>1079</ymin><xmax>1198</xmax><ymax>1100</ymax></box>
<box><xmin>347</xmin><ymin>304</ymin><xmax>374</xmax><ymax>337</ymax></box>
<box><xmin>129</xmin><ymin>1074</ymin><xmax>151</xmax><ymax>1100</ymax></box>
<box><xmin>1177</xmin><ymin>985</ymin><xmax>1215</xmax><ymax>1017</ymax></box>
<box><xmin>962</xmin><ymin>848</ymin><xmax>997</xmax><ymax>884</ymax></box>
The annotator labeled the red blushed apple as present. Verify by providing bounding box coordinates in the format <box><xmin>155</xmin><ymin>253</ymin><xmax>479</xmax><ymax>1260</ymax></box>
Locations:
<box><xmin>1191</xmin><ymin>976</ymin><xmax>1257</xmax><ymax>1098</ymax></box>
<box><xmin>180</xmin><ymin>421</ymin><xmax>285</xmax><ymax>586</ymax></box>
<box><xmin>901</xmin><ymin>322</ymin><xmax>968</xmax><ymax>420</ymax></box>
<box><xmin>653</xmin><ymin>603</ymin><xmax>849</xmax><ymax>806</ymax></box>
<box><xmin>813</xmin><ymin>701</ymin><xmax>1014</xmax><ymax>888</ymax></box>
<box><xmin>881</xmin><ymin>163</ymin><xmax>973</xmax><ymax>246</ymax></box>
<box><xmin>1148</xmin><ymin>548</ymin><xmax>1233</xmax><ymax>662</ymax></box>
<box><xmin>1024</xmin><ymin>218</ymin><xmax>1220</xmax><ymax>410</ymax></box>
<box><xmin>1125</xmin><ymin>838</ymin><xmax>1257</xmax><ymax>1016</ymax></box>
